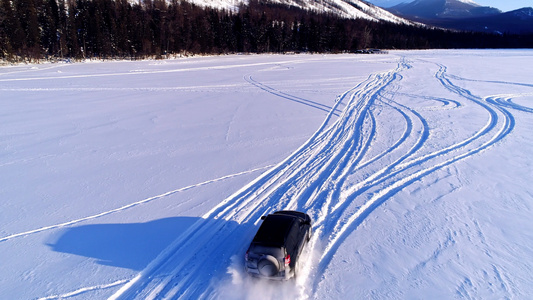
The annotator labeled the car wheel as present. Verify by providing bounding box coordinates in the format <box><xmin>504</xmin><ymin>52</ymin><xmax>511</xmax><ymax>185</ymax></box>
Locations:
<box><xmin>257</xmin><ymin>255</ymin><xmax>279</xmax><ymax>277</ymax></box>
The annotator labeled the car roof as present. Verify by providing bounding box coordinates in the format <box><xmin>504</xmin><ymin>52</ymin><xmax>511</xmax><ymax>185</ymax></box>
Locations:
<box><xmin>273</xmin><ymin>210</ymin><xmax>309</xmax><ymax>221</ymax></box>
<box><xmin>252</xmin><ymin>214</ymin><xmax>297</xmax><ymax>247</ymax></box>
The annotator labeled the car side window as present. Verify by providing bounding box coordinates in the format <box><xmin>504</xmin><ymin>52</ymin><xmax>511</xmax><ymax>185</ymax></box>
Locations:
<box><xmin>286</xmin><ymin>223</ymin><xmax>299</xmax><ymax>257</ymax></box>
<box><xmin>297</xmin><ymin>220</ymin><xmax>306</xmax><ymax>241</ymax></box>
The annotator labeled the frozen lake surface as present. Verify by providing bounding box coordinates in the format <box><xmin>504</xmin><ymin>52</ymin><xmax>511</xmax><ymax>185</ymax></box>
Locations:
<box><xmin>1</xmin><ymin>50</ymin><xmax>532</xmax><ymax>299</ymax></box>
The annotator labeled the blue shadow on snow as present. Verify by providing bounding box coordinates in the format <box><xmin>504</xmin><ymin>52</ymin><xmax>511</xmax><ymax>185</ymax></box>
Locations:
<box><xmin>47</xmin><ymin>217</ymin><xmax>200</xmax><ymax>270</ymax></box>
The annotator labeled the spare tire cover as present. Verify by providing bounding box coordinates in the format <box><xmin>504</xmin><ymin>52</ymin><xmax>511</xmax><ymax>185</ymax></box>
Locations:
<box><xmin>257</xmin><ymin>255</ymin><xmax>279</xmax><ymax>276</ymax></box>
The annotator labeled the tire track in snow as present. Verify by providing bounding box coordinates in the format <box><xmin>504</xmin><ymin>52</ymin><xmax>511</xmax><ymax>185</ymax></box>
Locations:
<box><xmin>111</xmin><ymin>56</ymin><xmax>526</xmax><ymax>299</ymax></box>
<box><xmin>315</xmin><ymin>95</ymin><xmax>428</xmax><ymax>252</ymax></box>
<box><xmin>485</xmin><ymin>94</ymin><xmax>533</xmax><ymax>113</ymax></box>
<box><xmin>0</xmin><ymin>165</ymin><xmax>272</xmax><ymax>243</ymax></box>
<box><xmin>110</xmin><ymin>60</ymin><xmax>404</xmax><ymax>300</ymax></box>
<box><xmin>447</xmin><ymin>73</ymin><xmax>533</xmax><ymax>89</ymax></box>
<box><xmin>336</xmin><ymin>63</ymin><xmax>496</xmax><ymax>204</ymax></box>
<box><xmin>392</xmin><ymin>91</ymin><xmax>462</xmax><ymax>110</ymax></box>
<box><xmin>109</xmin><ymin>72</ymin><xmax>357</xmax><ymax>300</ymax></box>
<box><xmin>305</xmin><ymin>64</ymin><xmax>426</xmax><ymax>239</ymax></box>
<box><xmin>0</xmin><ymin>59</ymin><xmax>312</xmax><ymax>82</ymax></box>
<box><xmin>244</xmin><ymin>75</ymin><xmax>338</xmax><ymax>115</ymax></box>
<box><xmin>0</xmin><ymin>84</ymin><xmax>249</xmax><ymax>92</ymax></box>
<box><xmin>312</xmin><ymin>59</ymin><xmax>519</xmax><ymax>293</ymax></box>
<box><xmin>37</xmin><ymin>279</ymin><xmax>128</xmax><ymax>300</ymax></box>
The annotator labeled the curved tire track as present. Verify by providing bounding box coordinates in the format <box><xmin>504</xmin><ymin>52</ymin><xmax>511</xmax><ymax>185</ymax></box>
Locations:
<box><xmin>111</xmin><ymin>60</ymin><xmax>403</xmax><ymax>300</ymax></box>
<box><xmin>111</xmin><ymin>56</ymin><xmax>526</xmax><ymax>300</ymax></box>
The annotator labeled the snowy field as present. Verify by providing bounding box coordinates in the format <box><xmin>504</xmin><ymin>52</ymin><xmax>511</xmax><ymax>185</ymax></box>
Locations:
<box><xmin>1</xmin><ymin>50</ymin><xmax>532</xmax><ymax>299</ymax></box>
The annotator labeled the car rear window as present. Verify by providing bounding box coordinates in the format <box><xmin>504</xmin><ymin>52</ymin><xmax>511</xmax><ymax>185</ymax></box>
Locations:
<box><xmin>252</xmin><ymin>215</ymin><xmax>295</xmax><ymax>246</ymax></box>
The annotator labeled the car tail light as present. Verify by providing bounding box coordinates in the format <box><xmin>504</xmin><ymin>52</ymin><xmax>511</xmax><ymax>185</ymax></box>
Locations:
<box><xmin>284</xmin><ymin>254</ymin><xmax>290</xmax><ymax>267</ymax></box>
<box><xmin>245</xmin><ymin>251</ymin><xmax>249</xmax><ymax>261</ymax></box>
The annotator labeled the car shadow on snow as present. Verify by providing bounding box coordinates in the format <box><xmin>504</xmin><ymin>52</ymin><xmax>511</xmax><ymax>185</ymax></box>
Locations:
<box><xmin>47</xmin><ymin>217</ymin><xmax>202</xmax><ymax>271</ymax></box>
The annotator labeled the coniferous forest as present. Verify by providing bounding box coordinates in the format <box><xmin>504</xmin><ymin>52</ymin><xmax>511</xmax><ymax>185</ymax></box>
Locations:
<box><xmin>1</xmin><ymin>0</ymin><xmax>532</xmax><ymax>62</ymax></box>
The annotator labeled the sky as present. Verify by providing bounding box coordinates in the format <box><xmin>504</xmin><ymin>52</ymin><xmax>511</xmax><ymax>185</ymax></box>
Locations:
<box><xmin>367</xmin><ymin>0</ymin><xmax>533</xmax><ymax>12</ymax></box>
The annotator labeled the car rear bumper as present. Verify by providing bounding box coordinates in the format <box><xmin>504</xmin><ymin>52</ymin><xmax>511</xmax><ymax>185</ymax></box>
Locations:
<box><xmin>245</xmin><ymin>266</ymin><xmax>293</xmax><ymax>280</ymax></box>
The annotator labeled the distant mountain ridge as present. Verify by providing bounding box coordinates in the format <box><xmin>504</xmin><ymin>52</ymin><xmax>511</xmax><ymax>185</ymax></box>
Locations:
<box><xmin>436</xmin><ymin>7</ymin><xmax>533</xmax><ymax>34</ymax></box>
<box><xmin>385</xmin><ymin>0</ymin><xmax>533</xmax><ymax>34</ymax></box>
<box><xmin>388</xmin><ymin>0</ymin><xmax>501</xmax><ymax>19</ymax></box>
<box><xmin>189</xmin><ymin>0</ymin><xmax>415</xmax><ymax>24</ymax></box>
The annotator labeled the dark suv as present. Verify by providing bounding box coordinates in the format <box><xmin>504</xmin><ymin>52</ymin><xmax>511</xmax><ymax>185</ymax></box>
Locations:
<box><xmin>245</xmin><ymin>211</ymin><xmax>312</xmax><ymax>280</ymax></box>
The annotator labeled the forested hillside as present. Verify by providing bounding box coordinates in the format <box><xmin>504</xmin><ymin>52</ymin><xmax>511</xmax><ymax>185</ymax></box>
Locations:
<box><xmin>1</xmin><ymin>0</ymin><xmax>532</xmax><ymax>61</ymax></box>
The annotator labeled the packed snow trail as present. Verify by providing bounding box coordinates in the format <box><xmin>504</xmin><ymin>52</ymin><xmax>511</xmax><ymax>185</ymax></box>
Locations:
<box><xmin>107</xmin><ymin>55</ymin><xmax>527</xmax><ymax>299</ymax></box>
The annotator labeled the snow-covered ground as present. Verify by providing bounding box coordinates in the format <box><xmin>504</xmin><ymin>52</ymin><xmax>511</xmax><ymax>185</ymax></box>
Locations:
<box><xmin>1</xmin><ymin>50</ymin><xmax>532</xmax><ymax>299</ymax></box>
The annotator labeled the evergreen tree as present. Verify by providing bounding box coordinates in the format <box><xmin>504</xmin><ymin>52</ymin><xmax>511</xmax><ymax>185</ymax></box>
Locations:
<box><xmin>39</xmin><ymin>0</ymin><xmax>61</xmax><ymax>57</ymax></box>
<box><xmin>15</xmin><ymin>0</ymin><xmax>42</xmax><ymax>58</ymax></box>
<box><xmin>1</xmin><ymin>0</ymin><xmax>26</xmax><ymax>58</ymax></box>
<box><xmin>1</xmin><ymin>0</ymin><xmax>532</xmax><ymax>62</ymax></box>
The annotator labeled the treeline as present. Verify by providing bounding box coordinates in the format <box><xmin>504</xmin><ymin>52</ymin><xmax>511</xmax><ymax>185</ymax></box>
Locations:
<box><xmin>1</xmin><ymin>0</ymin><xmax>532</xmax><ymax>61</ymax></box>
